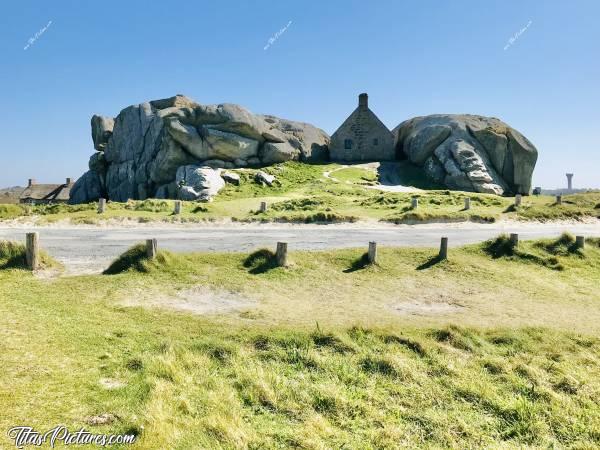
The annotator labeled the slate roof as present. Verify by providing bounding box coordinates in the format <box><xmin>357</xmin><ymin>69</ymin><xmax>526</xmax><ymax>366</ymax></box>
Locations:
<box><xmin>20</xmin><ymin>182</ymin><xmax>73</xmax><ymax>202</ymax></box>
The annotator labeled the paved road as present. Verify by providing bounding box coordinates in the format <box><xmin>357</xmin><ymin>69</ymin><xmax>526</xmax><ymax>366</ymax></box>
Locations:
<box><xmin>1</xmin><ymin>223</ymin><xmax>599</xmax><ymax>274</ymax></box>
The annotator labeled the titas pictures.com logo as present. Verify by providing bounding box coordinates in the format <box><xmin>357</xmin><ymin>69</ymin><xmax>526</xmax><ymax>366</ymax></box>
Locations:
<box><xmin>7</xmin><ymin>426</ymin><xmax>136</xmax><ymax>448</ymax></box>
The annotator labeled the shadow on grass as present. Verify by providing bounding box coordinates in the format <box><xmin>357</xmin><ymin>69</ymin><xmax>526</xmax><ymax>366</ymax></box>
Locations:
<box><xmin>343</xmin><ymin>253</ymin><xmax>371</xmax><ymax>273</ymax></box>
<box><xmin>243</xmin><ymin>249</ymin><xmax>278</xmax><ymax>274</ymax></box>
<box><xmin>503</xmin><ymin>204</ymin><xmax>517</xmax><ymax>213</ymax></box>
<box><xmin>416</xmin><ymin>255</ymin><xmax>445</xmax><ymax>270</ymax></box>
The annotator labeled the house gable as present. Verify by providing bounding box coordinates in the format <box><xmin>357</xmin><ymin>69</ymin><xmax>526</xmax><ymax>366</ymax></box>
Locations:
<box><xmin>330</xmin><ymin>93</ymin><xmax>394</xmax><ymax>162</ymax></box>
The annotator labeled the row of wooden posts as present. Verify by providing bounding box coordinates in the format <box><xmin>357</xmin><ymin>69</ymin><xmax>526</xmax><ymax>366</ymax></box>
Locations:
<box><xmin>95</xmin><ymin>194</ymin><xmax>566</xmax><ymax>216</ymax></box>
<box><xmin>23</xmin><ymin>232</ymin><xmax>588</xmax><ymax>271</ymax></box>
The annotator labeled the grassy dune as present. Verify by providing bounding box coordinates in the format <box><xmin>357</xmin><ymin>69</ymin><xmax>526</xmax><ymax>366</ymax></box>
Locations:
<box><xmin>1</xmin><ymin>236</ymin><xmax>599</xmax><ymax>448</ymax></box>
<box><xmin>2</xmin><ymin>162</ymin><xmax>598</xmax><ymax>224</ymax></box>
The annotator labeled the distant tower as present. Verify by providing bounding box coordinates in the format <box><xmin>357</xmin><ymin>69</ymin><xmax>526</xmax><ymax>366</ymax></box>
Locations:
<box><xmin>566</xmin><ymin>173</ymin><xmax>573</xmax><ymax>190</ymax></box>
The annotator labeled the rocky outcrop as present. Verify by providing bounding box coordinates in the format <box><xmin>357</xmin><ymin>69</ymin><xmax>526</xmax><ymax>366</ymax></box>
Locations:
<box><xmin>255</xmin><ymin>171</ymin><xmax>276</xmax><ymax>186</ymax></box>
<box><xmin>69</xmin><ymin>170</ymin><xmax>105</xmax><ymax>204</ymax></box>
<box><xmin>70</xmin><ymin>95</ymin><xmax>329</xmax><ymax>204</ymax></box>
<box><xmin>91</xmin><ymin>115</ymin><xmax>114</xmax><ymax>151</ymax></box>
<box><xmin>221</xmin><ymin>172</ymin><xmax>240</xmax><ymax>185</ymax></box>
<box><xmin>175</xmin><ymin>166</ymin><xmax>225</xmax><ymax>201</ymax></box>
<box><xmin>71</xmin><ymin>96</ymin><xmax>538</xmax><ymax>203</ymax></box>
<box><xmin>393</xmin><ymin>115</ymin><xmax>537</xmax><ymax>195</ymax></box>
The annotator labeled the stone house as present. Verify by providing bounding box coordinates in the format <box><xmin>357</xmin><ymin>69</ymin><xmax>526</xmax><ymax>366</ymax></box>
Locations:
<box><xmin>329</xmin><ymin>93</ymin><xmax>394</xmax><ymax>161</ymax></box>
<box><xmin>19</xmin><ymin>178</ymin><xmax>74</xmax><ymax>205</ymax></box>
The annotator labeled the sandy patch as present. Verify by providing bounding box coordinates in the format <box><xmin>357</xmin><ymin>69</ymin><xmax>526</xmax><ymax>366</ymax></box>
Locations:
<box><xmin>391</xmin><ymin>301</ymin><xmax>464</xmax><ymax>316</ymax></box>
<box><xmin>120</xmin><ymin>285</ymin><xmax>257</xmax><ymax>315</ymax></box>
<box><xmin>99</xmin><ymin>378</ymin><xmax>126</xmax><ymax>390</ymax></box>
<box><xmin>86</xmin><ymin>413</ymin><xmax>117</xmax><ymax>426</ymax></box>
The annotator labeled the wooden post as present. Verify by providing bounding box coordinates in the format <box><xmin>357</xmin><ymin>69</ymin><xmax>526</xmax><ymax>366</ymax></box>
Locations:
<box><xmin>174</xmin><ymin>200</ymin><xmax>182</xmax><ymax>215</ymax></box>
<box><xmin>98</xmin><ymin>198</ymin><xmax>106</xmax><ymax>214</ymax></box>
<box><xmin>260</xmin><ymin>201</ymin><xmax>268</xmax><ymax>213</ymax></box>
<box><xmin>411</xmin><ymin>197</ymin><xmax>419</xmax><ymax>209</ymax></box>
<box><xmin>439</xmin><ymin>237</ymin><xmax>448</xmax><ymax>260</ymax></box>
<box><xmin>464</xmin><ymin>197</ymin><xmax>471</xmax><ymax>210</ymax></box>
<box><xmin>576</xmin><ymin>236</ymin><xmax>585</xmax><ymax>250</ymax></box>
<box><xmin>556</xmin><ymin>195</ymin><xmax>562</xmax><ymax>205</ymax></box>
<box><xmin>515</xmin><ymin>194</ymin><xmax>522</xmax><ymax>207</ymax></box>
<box><xmin>276</xmin><ymin>242</ymin><xmax>288</xmax><ymax>267</ymax></box>
<box><xmin>146</xmin><ymin>239</ymin><xmax>158</xmax><ymax>260</ymax></box>
<box><xmin>367</xmin><ymin>241</ymin><xmax>377</xmax><ymax>264</ymax></box>
<box><xmin>25</xmin><ymin>232</ymin><xmax>39</xmax><ymax>270</ymax></box>
<box><xmin>510</xmin><ymin>233</ymin><xmax>519</xmax><ymax>248</ymax></box>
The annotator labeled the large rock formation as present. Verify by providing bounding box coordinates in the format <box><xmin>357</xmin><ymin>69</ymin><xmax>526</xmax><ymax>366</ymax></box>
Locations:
<box><xmin>70</xmin><ymin>96</ymin><xmax>539</xmax><ymax>203</ymax></box>
<box><xmin>393</xmin><ymin>115</ymin><xmax>538</xmax><ymax>195</ymax></box>
<box><xmin>70</xmin><ymin>95</ymin><xmax>329</xmax><ymax>204</ymax></box>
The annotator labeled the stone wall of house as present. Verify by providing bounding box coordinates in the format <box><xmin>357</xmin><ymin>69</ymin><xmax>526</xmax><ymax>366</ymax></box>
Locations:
<box><xmin>329</xmin><ymin>95</ymin><xmax>394</xmax><ymax>162</ymax></box>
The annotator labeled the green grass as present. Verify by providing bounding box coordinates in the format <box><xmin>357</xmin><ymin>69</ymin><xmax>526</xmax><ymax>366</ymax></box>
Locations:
<box><xmin>331</xmin><ymin>167</ymin><xmax>378</xmax><ymax>184</ymax></box>
<box><xmin>482</xmin><ymin>232</ymin><xmax>585</xmax><ymax>271</ymax></box>
<box><xmin>0</xmin><ymin>239</ymin><xmax>60</xmax><ymax>270</ymax></box>
<box><xmin>0</xmin><ymin>203</ymin><xmax>25</xmax><ymax>219</ymax></box>
<box><xmin>515</xmin><ymin>192</ymin><xmax>600</xmax><ymax>221</ymax></box>
<box><xmin>1</xmin><ymin>238</ymin><xmax>600</xmax><ymax>447</ymax></box>
<box><xmin>1</xmin><ymin>163</ymin><xmax>599</xmax><ymax>225</ymax></box>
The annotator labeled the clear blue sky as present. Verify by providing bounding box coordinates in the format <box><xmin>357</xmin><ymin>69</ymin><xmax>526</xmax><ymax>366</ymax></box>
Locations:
<box><xmin>1</xmin><ymin>0</ymin><xmax>598</xmax><ymax>189</ymax></box>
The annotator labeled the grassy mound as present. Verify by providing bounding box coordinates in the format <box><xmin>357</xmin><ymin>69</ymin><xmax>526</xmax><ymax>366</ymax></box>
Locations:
<box><xmin>243</xmin><ymin>249</ymin><xmax>279</xmax><ymax>274</ymax></box>
<box><xmin>84</xmin><ymin>325</ymin><xmax>600</xmax><ymax>448</ymax></box>
<box><xmin>482</xmin><ymin>233</ymin><xmax>586</xmax><ymax>270</ymax></box>
<box><xmin>103</xmin><ymin>244</ymin><xmax>177</xmax><ymax>275</ymax></box>
<box><xmin>333</xmin><ymin>167</ymin><xmax>378</xmax><ymax>184</ymax></box>
<box><xmin>0</xmin><ymin>240</ymin><xmax>58</xmax><ymax>270</ymax></box>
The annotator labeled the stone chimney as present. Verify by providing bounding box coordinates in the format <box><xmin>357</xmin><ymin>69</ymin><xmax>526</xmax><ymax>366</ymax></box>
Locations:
<box><xmin>358</xmin><ymin>93</ymin><xmax>368</xmax><ymax>109</ymax></box>
<box><xmin>28</xmin><ymin>178</ymin><xmax>36</xmax><ymax>187</ymax></box>
<box><xmin>66</xmin><ymin>177</ymin><xmax>72</xmax><ymax>185</ymax></box>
